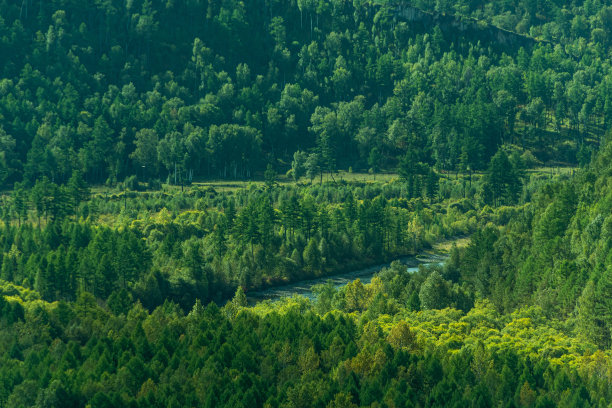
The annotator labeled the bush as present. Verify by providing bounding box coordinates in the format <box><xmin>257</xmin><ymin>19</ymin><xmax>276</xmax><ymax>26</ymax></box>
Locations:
<box><xmin>148</xmin><ymin>179</ymin><xmax>162</xmax><ymax>190</ymax></box>
<box><xmin>124</xmin><ymin>175</ymin><xmax>140</xmax><ymax>191</ymax></box>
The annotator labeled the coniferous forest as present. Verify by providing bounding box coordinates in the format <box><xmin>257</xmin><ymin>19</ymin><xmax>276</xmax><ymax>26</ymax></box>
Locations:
<box><xmin>0</xmin><ymin>0</ymin><xmax>611</xmax><ymax>406</ymax></box>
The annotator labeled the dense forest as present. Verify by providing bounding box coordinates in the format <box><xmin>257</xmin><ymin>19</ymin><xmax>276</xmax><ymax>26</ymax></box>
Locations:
<box><xmin>0</xmin><ymin>0</ymin><xmax>611</xmax><ymax>189</ymax></box>
<box><xmin>1</xmin><ymin>179</ymin><xmax>482</xmax><ymax>309</ymax></box>
<box><xmin>1</xmin><ymin>0</ymin><xmax>612</xmax><ymax>406</ymax></box>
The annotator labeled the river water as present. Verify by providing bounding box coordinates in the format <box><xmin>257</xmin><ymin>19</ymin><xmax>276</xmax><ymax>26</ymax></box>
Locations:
<box><xmin>246</xmin><ymin>253</ymin><xmax>447</xmax><ymax>305</ymax></box>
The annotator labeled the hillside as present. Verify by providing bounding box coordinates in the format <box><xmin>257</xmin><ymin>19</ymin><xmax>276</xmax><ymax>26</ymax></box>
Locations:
<box><xmin>457</xmin><ymin>138</ymin><xmax>612</xmax><ymax>348</ymax></box>
<box><xmin>0</xmin><ymin>0</ymin><xmax>610</xmax><ymax>189</ymax></box>
<box><xmin>0</xmin><ymin>0</ymin><xmax>611</xmax><ymax>407</ymax></box>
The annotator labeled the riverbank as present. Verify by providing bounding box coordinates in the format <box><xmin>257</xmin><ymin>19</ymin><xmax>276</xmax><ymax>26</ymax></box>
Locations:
<box><xmin>246</xmin><ymin>235</ymin><xmax>470</xmax><ymax>304</ymax></box>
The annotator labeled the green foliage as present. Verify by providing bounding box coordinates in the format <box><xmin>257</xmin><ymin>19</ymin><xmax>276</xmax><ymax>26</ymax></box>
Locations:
<box><xmin>0</xmin><ymin>0</ymin><xmax>607</xmax><ymax>190</ymax></box>
<box><xmin>482</xmin><ymin>150</ymin><xmax>524</xmax><ymax>206</ymax></box>
<box><xmin>419</xmin><ymin>271</ymin><xmax>451</xmax><ymax>310</ymax></box>
<box><xmin>456</xmin><ymin>140</ymin><xmax>612</xmax><ymax>348</ymax></box>
<box><xmin>0</xmin><ymin>179</ymin><xmax>480</xmax><ymax>311</ymax></box>
<box><xmin>0</xmin><ymin>280</ymin><xmax>607</xmax><ymax>408</ymax></box>
<box><xmin>0</xmin><ymin>0</ymin><xmax>611</xmax><ymax>405</ymax></box>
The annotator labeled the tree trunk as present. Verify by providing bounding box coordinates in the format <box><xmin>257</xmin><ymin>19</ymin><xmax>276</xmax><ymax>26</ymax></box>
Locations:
<box><xmin>310</xmin><ymin>14</ymin><xmax>313</xmax><ymax>39</ymax></box>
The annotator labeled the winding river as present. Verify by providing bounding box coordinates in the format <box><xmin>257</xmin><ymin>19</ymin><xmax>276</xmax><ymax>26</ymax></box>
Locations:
<box><xmin>246</xmin><ymin>253</ymin><xmax>447</xmax><ymax>305</ymax></box>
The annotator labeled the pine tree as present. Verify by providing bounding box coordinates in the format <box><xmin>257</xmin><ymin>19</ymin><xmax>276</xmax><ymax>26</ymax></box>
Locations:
<box><xmin>303</xmin><ymin>237</ymin><xmax>321</xmax><ymax>272</ymax></box>
<box><xmin>12</xmin><ymin>183</ymin><xmax>28</xmax><ymax>226</ymax></box>
<box><xmin>67</xmin><ymin>170</ymin><xmax>90</xmax><ymax>217</ymax></box>
<box><xmin>425</xmin><ymin>168</ymin><xmax>439</xmax><ymax>201</ymax></box>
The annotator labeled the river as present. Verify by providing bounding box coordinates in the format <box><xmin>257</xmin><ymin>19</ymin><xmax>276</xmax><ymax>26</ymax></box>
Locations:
<box><xmin>246</xmin><ymin>253</ymin><xmax>447</xmax><ymax>305</ymax></box>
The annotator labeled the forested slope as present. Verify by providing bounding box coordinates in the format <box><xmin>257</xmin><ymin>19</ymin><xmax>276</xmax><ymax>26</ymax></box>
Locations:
<box><xmin>456</xmin><ymin>139</ymin><xmax>612</xmax><ymax>349</ymax></box>
<box><xmin>406</xmin><ymin>0</ymin><xmax>612</xmax><ymax>47</ymax></box>
<box><xmin>0</xmin><ymin>234</ymin><xmax>610</xmax><ymax>407</ymax></box>
<box><xmin>0</xmin><ymin>0</ymin><xmax>610</xmax><ymax>189</ymax></box>
<box><xmin>0</xmin><ymin>0</ymin><xmax>612</xmax><ymax>406</ymax></box>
